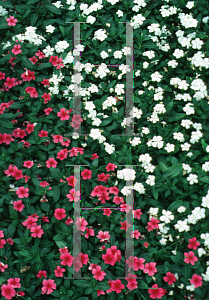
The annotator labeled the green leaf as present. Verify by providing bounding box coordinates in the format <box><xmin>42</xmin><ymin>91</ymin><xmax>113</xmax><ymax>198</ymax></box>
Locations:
<box><xmin>50</xmin><ymin>168</ymin><xmax>62</xmax><ymax>181</ymax></box>
<box><xmin>45</xmin><ymin>2</ymin><xmax>61</xmax><ymax>14</ymax></box>
<box><xmin>101</xmin><ymin>117</ymin><xmax>113</xmax><ymax>126</ymax></box>
<box><xmin>21</xmin><ymin>56</ymin><xmax>33</xmax><ymax>68</ymax></box>
<box><xmin>96</xmin><ymin>281</ymin><xmax>109</xmax><ymax>290</ymax></box>
<box><xmin>53</xmin><ymin>186</ymin><xmax>60</xmax><ymax>202</ymax></box>
<box><xmin>137</xmin><ymin>281</ymin><xmax>148</xmax><ymax>288</ymax></box>
<box><xmin>167</xmin><ymin>112</ymin><xmax>185</xmax><ymax>122</ymax></box>
<box><xmin>157</xmin><ymin>155</ymin><xmax>169</xmax><ymax>172</ymax></box>
<box><xmin>10</xmin><ymin>102</ymin><xmax>25</xmax><ymax>109</ymax></box>
<box><xmin>0</xmin><ymin>1</ymin><xmax>13</xmax><ymax>9</ymax></box>
<box><xmin>0</xmin><ymin>277</ymin><xmax>6</xmax><ymax>285</ymax></box>
<box><xmin>0</xmin><ymin>119</ymin><xmax>13</xmax><ymax>128</ymax></box>
<box><xmin>40</xmin><ymin>202</ymin><xmax>50</xmax><ymax>212</ymax></box>
<box><xmin>162</xmin><ymin>164</ymin><xmax>182</xmax><ymax>179</ymax></box>
<box><xmin>51</xmin><ymin>290</ymin><xmax>60</xmax><ymax>297</ymax></box>
<box><xmin>37</xmin><ymin>62</ymin><xmax>52</xmax><ymax>70</ymax></box>
<box><xmin>53</xmin><ymin>233</ymin><xmax>66</xmax><ymax>241</ymax></box>
<box><xmin>200</xmin><ymin>176</ymin><xmax>209</xmax><ymax>183</ymax></box>
<box><xmin>73</xmin><ymin>280</ymin><xmax>91</xmax><ymax>288</ymax></box>
<box><xmin>55</xmin><ymin>240</ymin><xmax>68</xmax><ymax>249</ymax></box>
<box><xmin>171</xmin><ymin>252</ymin><xmax>183</xmax><ymax>266</ymax></box>
<box><xmin>151</xmin><ymin>188</ymin><xmax>158</xmax><ymax>200</ymax></box>
<box><xmin>30</xmin><ymin>13</ymin><xmax>39</xmax><ymax>26</ymax></box>
<box><xmin>167</xmin><ymin>200</ymin><xmax>182</xmax><ymax>212</ymax></box>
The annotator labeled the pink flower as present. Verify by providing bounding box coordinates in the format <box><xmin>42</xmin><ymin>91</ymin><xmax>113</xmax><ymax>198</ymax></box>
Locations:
<box><xmin>54</xmin><ymin>265</ymin><xmax>65</xmax><ymax>277</ymax></box>
<box><xmin>91</xmin><ymin>153</ymin><xmax>99</xmax><ymax>160</ymax></box>
<box><xmin>6</xmin><ymin>238</ymin><xmax>13</xmax><ymax>245</ymax></box>
<box><xmin>188</xmin><ymin>237</ymin><xmax>200</xmax><ymax>250</ymax></box>
<box><xmin>92</xmin><ymin>265</ymin><xmax>106</xmax><ymax>281</ymax></box>
<box><xmin>111</xmin><ymin>279</ymin><xmax>125</xmax><ymax>294</ymax></box>
<box><xmin>96</xmin><ymin>230</ymin><xmax>110</xmax><ymax>242</ymax></box>
<box><xmin>26</xmin><ymin>123</ymin><xmax>35</xmax><ymax>134</ymax></box>
<box><xmin>36</xmin><ymin>270</ymin><xmax>47</xmax><ymax>279</ymax></box>
<box><xmin>148</xmin><ymin>284</ymin><xmax>165</xmax><ymax>299</ymax></box>
<box><xmin>147</xmin><ymin>217</ymin><xmax>160</xmax><ymax>231</ymax></box>
<box><xmin>81</xmin><ymin>169</ymin><xmax>92</xmax><ymax>180</ymax></box>
<box><xmin>6</xmin><ymin>16</ymin><xmax>18</xmax><ymax>26</ymax></box>
<box><xmin>57</xmin><ymin>108</ymin><xmax>70</xmax><ymax>121</ymax></box>
<box><xmin>16</xmin><ymin>186</ymin><xmax>29</xmax><ymax>198</ymax></box>
<box><xmin>66</xmin><ymin>189</ymin><xmax>80</xmax><ymax>202</ymax></box>
<box><xmin>97</xmin><ymin>290</ymin><xmax>105</xmax><ymax>297</ymax></box>
<box><xmin>190</xmin><ymin>274</ymin><xmax>203</xmax><ymax>288</ymax></box>
<box><xmin>30</xmin><ymin>225</ymin><xmax>44</xmax><ymax>238</ymax></box>
<box><xmin>45</xmin><ymin>157</ymin><xmax>58</xmax><ymax>168</ymax></box>
<box><xmin>54</xmin><ymin>208</ymin><xmax>66</xmax><ymax>220</ymax></box>
<box><xmin>1</xmin><ymin>284</ymin><xmax>15</xmax><ymax>300</ymax></box>
<box><xmin>184</xmin><ymin>251</ymin><xmax>198</xmax><ymax>265</ymax></box>
<box><xmin>4</xmin><ymin>77</ymin><xmax>16</xmax><ymax>89</ymax></box>
<box><xmin>102</xmin><ymin>250</ymin><xmax>117</xmax><ymax>266</ymax></box>
<box><xmin>13</xmin><ymin>200</ymin><xmax>25</xmax><ymax>212</ymax></box>
<box><xmin>0</xmin><ymin>262</ymin><xmax>8</xmax><ymax>272</ymax></box>
<box><xmin>41</xmin><ymin>279</ymin><xmax>56</xmax><ymax>295</ymax></box>
<box><xmin>163</xmin><ymin>272</ymin><xmax>176</xmax><ymax>285</ymax></box>
<box><xmin>23</xmin><ymin>160</ymin><xmax>34</xmax><ymax>169</ymax></box>
<box><xmin>106</xmin><ymin>162</ymin><xmax>117</xmax><ymax>172</ymax></box>
<box><xmin>12</xmin><ymin>44</ymin><xmax>22</xmax><ymax>55</ymax></box>
<box><xmin>103</xmin><ymin>208</ymin><xmax>112</xmax><ymax>217</ymax></box>
<box><xmin>60</xmin><ymin>253</ymin><xmax>73</xmax><ymax>267</ymax></box>
<box><xmin>75</xmin><ymin>217</ymin><xmax>88</xmax><ymax>231</ymax></box>
<box><xmin>7</xmin><ymin>277</ymin><xmax>21</xmax><ymax>288</ymax></box>
<box><xmin>143</xmin><ymin>262</ymin><xmax>157</xmax><ymax>276</ymax></box>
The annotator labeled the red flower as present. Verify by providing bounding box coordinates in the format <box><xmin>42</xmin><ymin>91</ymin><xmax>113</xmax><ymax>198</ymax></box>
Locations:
<box><xmin>81</xmin><ymin>169</ymin><xmax>92</xmax><ymax>180</ymax></box>
<box><xmin>111</xmin><ymin>279</ymin><xmax>125</xmax><ymax>294</ymax></box>
<box><xmin>35</xmin><ymin>50</ymin><xmax>45</xmax><ymax>59</ymax></box>
<box><xmin>13</xmin><ymin>200</ymin><xmax>25</xmax><ymax>212</ymax></box>
<box><xmin>163</xmin><ymin>272</ymin><xmax>176</xmax><ymax>285</ymax></box>
<box><xmin>6</xmin><ymin>16</ymin><xmax>17</xmax><ymax>26</ymax></box>
<box><xmin>41</xmin><ymin>93</ymin><xmax>51</xmax><ymax>104</ymax></box>
<box><xmin>0</xmin><ymin>72</ymin><xmax>5</xmax><ymax>80</ymax></box>
<box><xmin>1</xmin><ymin>284</ymin><xmax>16</xmax><ymax>300</ymax></box>
<box><xmin>44</xmin><ymin>107</ymin><xmax>53</xmax><ymax>115</ymax></box>
<box><xmin>26</xmin><ymin>123</ymin><xmax>35</xmax><ymax>134</ymax></box>
<box><xmin>38</xmin><ymin>130</ymin><xmax>48</xmax><ymax>138</ymax></box>
<box><xmin>147</xmin><ymin>217</ymin><xmax>160</xmax><ymax>231</ymax></box>
<box><xmin>57</xmin><ymin>108</ymin><xmax>70</xmax><ymax>121</ymax></box>
<box><xmin>188</xmin><ymin>237</ymin><xmax>200</xmax><ymax>250</ymax></box>
<box><xmin>30</xmin><ymin>225</ymin><xmax>44</xmax><ymax>238</ymax></box>
<box><xmin>148</xmin><ymin>284</ymin><xmax>165</xmax><ymax>299</ymax></box>
<box><xmin>143</xmin><ymin>262</ymin><xmax>157</xmax><ymax>276</ymax></box>
<box><xmin>106</xmin><ymin>163</ymin><xmax>117</xmax><ymax>171</ymax></box>
<box><xmin>184</xmin><ymin>251</ymin><xmax>198</xmax><ymax>265</ymax></box>
<box><xmin>45</xmin><ymin>157</ymin><xmax>58</xmax><ymax>168</ymax></box>
<box><xmin>23</xmin><ymin>160</ymin><xmax>34</xmax><ymax>169</ymax></box>
<box><xmin>41</xmin><ymin>78</ymin><xmax>50</xmax><ymax>87</ymax></box>
<box><xmin>91</xmin><ymin>153</ymin><xmax>99</xmax><ymax>160</ymax></box>
<box><xmin>36</xmin><ymin>270</ymin><xmax>47</xmax><ymax>279</ymax></box>
<box><xmin>29</xmin><ymin>56</ymin><xmax>38</xmax><ymax>64</ymax></box>
<box><xmin>4</xmin><ymin>77</ymin><xmax>16</xmax><ymax>89</ymax></box>
<box><xmin>12</xmin><ymin>44</ymin><xmax>22</xmax><ymax>55</ymax></box>
<box><xmin>190</xmin><ymin>274</ymin><xmax>202</xmax><ymax>288</ymax></box>
<box><xmin>16</xmin><ymin>186</ymin><xmax>29</xmax><ymax>198</ymax></box>
<box><xmin>21</xmin><ymin>70</ymin><xmax>35</xmax><ymax>82</ymax></box>
<box><xmin>54</xmin><ymin>266</ymin><xmax>65</xmax><ymax>277</ymax></box>
<box><xmin>92</xmin><ymin>265</ymin><xmax>106</xmax><ymax>281</ymax></box>
<box><xmin>7</xmin><ymin>277</ymin><xmax>21</xmax><ymax>288</ymax></box>
<box><xmin>41</xmin><ymin>279</ymin><xmax>56</xmax><ymax>295</ymax></box>
<box><xmin>60</xmin><ymin>253</ymin><xmax>73</xmax><ymax>267</ymax></box>
<box><xmin>54</xmin><ymin>208</ymin><xmax>66</xmax><ymax>220</ymax></box>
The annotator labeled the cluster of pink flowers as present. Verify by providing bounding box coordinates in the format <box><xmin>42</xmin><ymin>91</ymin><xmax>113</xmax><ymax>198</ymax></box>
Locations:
<box><xmin>49</xmin><ymin>55</ymin><xmax>64</xmax><ymax>69</ymax></box>
<box><xmin>1</xmin><ymin>278</ymin><xmax>24</xmax><ymax>300</ymax></box>
<box><xmin>102</xmin><ymin>246</ymin><xmax>121</xmax><ymax>266</ymax></box>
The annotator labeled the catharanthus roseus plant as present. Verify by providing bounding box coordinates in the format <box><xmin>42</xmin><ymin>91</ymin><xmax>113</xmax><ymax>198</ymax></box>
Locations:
<box><xmin>0</xmin><ymin>0</ymin><xmax>209</xmax><ymax>299</ymax></box>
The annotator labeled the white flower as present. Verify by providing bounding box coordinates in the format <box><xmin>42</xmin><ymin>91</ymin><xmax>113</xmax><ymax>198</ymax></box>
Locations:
<box><xmin>191</xmin><ymin>38</ymin><xmax>204</xmax><ymax>50</ymax></box>
<box><xmin>86</xmin><ymin>15</ymin><xmax>96</xmax><ymax>24</ymax></box>
<box><xmin>92</xmin><ymin>118</ymin><xmax>102</xmax><ymax>126</ymax></box>
<box><xmin>89</xmin><ymin>129</ymin><xmax>102</xmax><ymax>140</ymax></box>
<box><xmin>104</xmin><ymin>142</ymin><xmax>115</xmax><ymax>154</ymax></box>
<box><xmin>0</xmin><ymin>5</ymin><xmax>8</xmax><ymax>16</ymax></box>
<box><xmin>43</xmin><ymin>45</ymin><xmax>54</xmax><ymax>57</ymax></box>
<box><xmin>186</xmin><ymin>1</ymin><xmax>194</xmax><ymax>9</ymax></box>
<box><xmin>202</xmin><ymin>194</ymin><xmax>209</xmax><ymax>209</ymax></box>
<box><xmin>84</xmin><ymin>101</ymin><xmax>95</xmax><ymax>111</ymax></box>
<box><xmin>149</xmin><ymin>207</ymin><xmax>159</xmax><ymax>215</ymax></box>
<box><xmin>143</xmin><ymin>163</ymin><xmax>155</xmax><ymax>173</ymax></box>
<box><xmin>46</xmin><ymin>25</ymin><xmax>55</xmax><ymax>33</ymax></box>
<box><xmin>122</xmin><ymin>47</ymin><xmax>131</xmax><ymax>55</ymax></box>
<box><xmin>116</xmin><ymin>10</ymin><xmax>123</xmax><ymax>17</ymax></box>
<box><xmin>173</xmin><ymin>49</ymin><xmax>184</xmax><ymax>59</ymax></box>
<box><xmin>100</xmin><ymin>51</ymin><xmax>109</xmax><ymax>59</ymax></box>
<box><xmin>164</xmin><ymin>143</ymin><xmax>175</xmax><ymax>153</ymax></box>
<box><xmin>174</xmin><ymin>220</ymin><xmax>190</xmax><ymax>232</ymax></box>
<box><xmin>146</xmin><ymin>175</ymin><xmax>155</xmax><ymax>186</ymax></box>
<box><xmin>121</xmin><ymin>186</ymin><xmax>133</xmax><ymax>196</ymax></box>
<box><xmin>130</xmin><ymin>137</ymin><xmax>141</xmax><ymax>146</ymax></box>
<box><xmin>93</xmin><ymin>29</ymin><xmax>107</xmax><ymax>42</ymax></box>
<box><xmin>173</xmin><ymin>132</ymin><xmax>185</xmax><ymax>142</ymax></box>
<box><xmin>151</xmin><ymin>71</ymin><xmax>163</xmax><ymax>82</ymax></box>
<box><xmin>203</xmin><ymin>16</ymin><xmax>209</xmax><ymax>24</ymax></box>
<box><xmin>113</xmin><ymin>50</ymin><xmax>123</xmax><ymax>59</ymax></box>
<box><xmin>186</xmin><ymin>173</ymin><xmax>198</xmax><ymax>185</ymax></box>
<box><xmin>115</xmin><ymin>84</ymin><xmax>125</xmax><ymax>95</ymax></box>
<box><xmin>181</xmin><ymin>119</ymin><xmax>193</xmax><ymax>129</ymax></box>
<box><xmin>52</xmin><ymin>1</ymin><xmax>63</xmax><ymax>8</ymax></box>
<box><xmin>186</xmin><ymin>285</ymin><xmax>195</xmax><ymax>291</ymax></box>
<box><xmin>139</xmin><ymin>153</ymin><xmax>152</xmax><ymax>164</ymax></box>
<box><xmin>198</xmin><ymin>248</ymin><xmax>206</xmax><ymax>257</ymax></box>
<box><xmin>159</xmin><ymin>238</ymin><xmax>167</xmax><ymax>245</ymax></box>
<box><xmin>133</xmin><ymin>182</ymin><xmax>146</xmax><ymax>194</ymax></box>
<box><xmin>177</xmin><ymin>206</ymin><xmax>186</xmax><ymax>213</ymax></box>
<box><xmin>55</xmin><ymin>41</ymin><xmax>69</xmax><ymax>53</ymax></box>
<box><xmin>160</xmin><ymin>210</ymin><xmax>174</xmax><ymax>224</ymax></box>
<box><xmin>168</xmin><ymin>60</ymin><xmax>178</xmax><ymax>68</ymax></box>
<box><xmin>143</xmin><ymin>62</ymin><xmax>149</xmax><ymax>69</ymax></box>
<box><xmin>122</xmin><ymin>169</ymin><xmax>136</xmax><ymax>181</ymax></box>
<box><xmin>95</xmin><ymin>63</ymin><xmax>110</xmax><ymax>79</ymax></box>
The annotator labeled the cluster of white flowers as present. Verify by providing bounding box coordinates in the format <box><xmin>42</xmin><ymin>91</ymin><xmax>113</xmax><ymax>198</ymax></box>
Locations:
<box><xmin>202</xmin><ymin>191</ymin><xmax>209</xmax><ymax>209</ymax></box>
<box><xmin>12</xmin><ymin>26</ymin><xmax>46</xmax><ymax>46</ymax></box>
<box><xmin>175</xmin><ymin>93</ymin><xmax>192</xmax><ymax>102</ymax></box>
<box><xmin>55</xmin><ymin>40</ymin><xmax>70</xmax><ymax>53</ymax></box>
<box><xmin>190</xmin><ymin>78</ymin><xmax>208</xmax><ymax>101</ymax></box>
<box><xmin>0</xmin><ymin>5</ymin><xmax>8</xmax><ymax>16</ymax></box>
<box><xmin>146</xmin><ymin>175</ymin><xmax>155</xmax><ymax>186</ymax></box>
<box><xmin>92</xmin><ymin>29</ymin><xmax>107</xmax><ymax>42</ymax></box>
<box><xmin>102</xmin><ymin>96</ymin><xmax>117</xmax><ymax>110</ymax></box>
<box><xmin>148</xmin><ymin>207</ymin><xmax>158</xmax><ymax>220</ymax></box>
<box><xmin>130</xmin><ymin>13</ymin><xmax>146</xmax><ymax>29</ymax></box>
<box><xmin>178</xmin><ymin>12</ymin><xmax>198</xmax><ymax>28</ymax></box>
<box><xmin>200</xmin><ymin>233</ymin><xmax>209</xmax><ymax>249</ymax></box>
<box><xmin>139</xmin><ymin>153</ymin><xmax>155</xmax><ymax>174</ymax></box>
<box><xmin>89</xmin><ymin>128</ymin><xmax>106</xmax><ymax>144</ymax></box>
<box><xmin>170</xmin><ymin>77</ymin><xmax>189</xmax><ymax>90</ymax></box>
<box><xmin>147</xmin><ymin>136</ymin><xmax>164</xmax><ymax>149</ymax></box>
<box><xmin>47</xmin><ymin>72</ymin><xmax>64</xmax><ymax>95</ymax></box>
<box><xmin>202</xmin><ymin>266</ymin><xmax>209</xmax><ymax>281</ymax></box>
<box><xmin>133</xmin><ymin>182</ymin><xmax>146</xmax><ymax>194</ymax></box>
<box><xmin>186</xmin><ymin>207</ymin><xmax>205</xmax><ymax>224</ymax></box>
<box><xmin>132</xmin><ymin>0</ymin><xmax>147</xmax><ymax>12</ymax></box>
<box><xmin>117</xmin><ymin>168</ymin><xmax>136</xmax><ymax>181</ymax></box>
<box><xmin>188</xmin><ymin>51</ymin><xmax>209</xmax><ymax>71</ymax></box>
<box><xmin>174</xmin><ymin>220</ymin><xmax>190</xmax><ymax>232</ymax></box>
<box><xmin>80</xmin><ymin>2</ymin><xmax>103</xmax><ymax>16</ymax></box>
